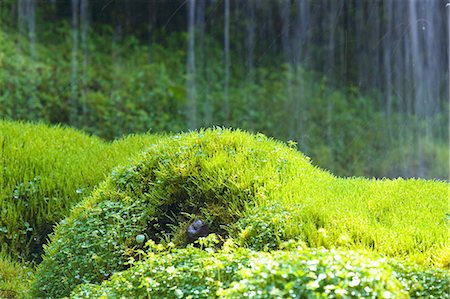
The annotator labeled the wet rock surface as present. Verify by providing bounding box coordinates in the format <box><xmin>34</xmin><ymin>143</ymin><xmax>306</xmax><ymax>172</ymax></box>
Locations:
<box><xmin>187</xmin><ymin>220</ymin><xmax>209</xmax><ymax>243</ymax></box>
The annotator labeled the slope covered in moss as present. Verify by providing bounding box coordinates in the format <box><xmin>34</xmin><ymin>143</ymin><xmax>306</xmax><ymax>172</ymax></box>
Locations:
<box><xmin>69</xmin><ymin>240</ymin><xmax>449</xmax><ymax>299</ymax></box>
<box><xmin>30</xmin><ymin>128</ymin><xmax>449</xmax><ymax>298</ymax></box>
<box><xmin>0</xmin><ymin>120</ymin><xmax>160</xmax><ymax>261</ymax></box>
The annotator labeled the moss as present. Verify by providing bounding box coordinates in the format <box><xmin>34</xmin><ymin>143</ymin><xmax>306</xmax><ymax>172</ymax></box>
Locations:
<box><xmin>30</xmin><ymin>128</ymin><xmax>449</xmax><ymax>298</ymax></box>
<box><xmin>69</xmin><ymin>241</ymin><xmax>410</xmax><ymax>299</ymax></box>
<box><xmin>32</xmin><ymin>128</ymin><xmax>317</xmax><ymax>297</ymax></box>
<box><xmin>0</xmin><ymin>251</ymin><xmax>34</xmax><ymax>299</ymax></box>
<box><xmin>0</xmin><ymin>120</ymin><xmax>160</xmax><ymax>261</ymax></box>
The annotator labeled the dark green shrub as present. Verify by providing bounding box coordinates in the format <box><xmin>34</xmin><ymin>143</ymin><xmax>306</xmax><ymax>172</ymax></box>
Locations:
<box><xmin>70</xmin><ymin>239</ymin><xmax>408</xmax><ymax>299</ymax></box>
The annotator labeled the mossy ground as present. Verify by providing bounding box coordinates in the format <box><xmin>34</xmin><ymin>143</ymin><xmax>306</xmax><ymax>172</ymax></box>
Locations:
<box><xmin>27</xmin><ymin>127</ymin><xmax>449</xmax><ymax>298</ymax></box>
<box><xmin>0</xmin><ymin>120</ymin><xmax>161</xmax><ymax>261</ymax></box>
<box><xmin>0</xmin><ymin>122</ymin><xmax>448</xmax><ymax>298</ymax></box>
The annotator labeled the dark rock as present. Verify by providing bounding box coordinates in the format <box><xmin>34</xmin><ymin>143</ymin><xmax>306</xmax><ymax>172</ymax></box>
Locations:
<box><xmin>187</xmin><ymin>219</ymin><xmax>209</xmax><ymax>243</ymax></box>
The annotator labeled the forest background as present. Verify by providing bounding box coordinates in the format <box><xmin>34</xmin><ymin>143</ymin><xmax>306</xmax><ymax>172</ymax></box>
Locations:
<box><xmin>0</xmin><ymin>0</ymin><xmax>448</xmax><ymax>180</ymax></box>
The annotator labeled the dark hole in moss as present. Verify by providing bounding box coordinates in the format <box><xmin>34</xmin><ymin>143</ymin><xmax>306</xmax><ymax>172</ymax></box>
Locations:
<box><xmin>27</xmin><ymin>223</ymin><xmax>53</xmax><ymax>263</ymax></box>
<box><xmin>143</xmin><ymin>192</ymin><xmax>239</xmax><ymax>247</ymax></box>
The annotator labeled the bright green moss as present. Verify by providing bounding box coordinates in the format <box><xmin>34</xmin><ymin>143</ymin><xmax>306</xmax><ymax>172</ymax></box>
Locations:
<box><xmin>31</xmin><ymin>128</ymin><xmax>322</xmax><ymax>297</ymax></box>
<box><xmin>69</xmin><ymin>240</ymin><xmax>409</xmax><ymax>299</ymax></box>
<box><xmin>0</xmin><ymin>250</ymin><xmax>34</xmax><ymax>299</ymax></box>
<box><xmin>30</xmin><ymin>128</ymin><xmax>449</xmax><ymax>298</ymax></box>
<box><xmin>0</xmin><ymin>120</ymin><xmax>160</xmax><ymax>261</ymax></box>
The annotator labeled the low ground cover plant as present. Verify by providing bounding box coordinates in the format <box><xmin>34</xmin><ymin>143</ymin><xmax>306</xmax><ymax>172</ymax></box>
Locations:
<box><xmin>70</xmin><ymin>238</ymin><xmax>450</xmax><ymax>299</ymax></box>
<box><xmin>30</xmin><ymin>128</ymin><xmax>449</xmax><ymax>298</ymax></box>
<box><xmin>70</xmin><ymin>239</ymin><xmax>409</xmax><ymax>299</ymax></box>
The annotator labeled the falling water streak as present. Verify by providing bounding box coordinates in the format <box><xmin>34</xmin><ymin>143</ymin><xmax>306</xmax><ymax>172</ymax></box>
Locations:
<box><xmin>245</xmin><ymin>0</ymin><xmax>255</xmax><ymax>129</ymax></box>
<box><xmin>111</xmin><ymin>6</ymin><xmax>125</xmax><ymax>137</ymax></box>
<box><xmin>263</xmin><ymin>2</ymin><xmax>276</xmax><ymax>57</ymax></box>
<box><xmin>280</xmin><ymin>0</ymin><xmax>291</xmax><ymax>63</ymax></box>
<box><xmin>187</xmin><ymin>0</ymin><xmax>197</xmax><ymax>129</ymax></box>
<box><xmin>354</xmin><ymin>0</ymin><xmax>364</xmax><ymax>88</ymax></box>
<box><xmin>280</xmin><ymin>0</ymin><xmax>293</xmax><ymax>141</ymax></box>
<box><xmin>80</xmin><ymin>0</ymin><xmax>89</xmax><ymax>117</ymax></box>
<box><xmin>423</xmin><ymin>1</ymin><xmax>442</xmax><ymax>136</ymax></box>
<box><xmin>412</xmin><ymin>1</ymin><xmax>426</xmax><ymax>177</ymax></box>
<box><xmin>369</xmin><ymin>2</ymin><xmax>381</xmax><ymax>91</ymax></box>
<box><xmin>148</xmin><ymin>0</ymin><xmax>156</xmax><ymax>60</ymax></box>
<box><xmin>17</xmin><ymin>0</ymin><xmax>25</xmax><ymax>36</ymax></box>
<box><xmin>224</xmin><ymin>0</ymin><xmax>230</xmax><ymax>122</ymax></box>
<box><xmin>447</xmin><ymin>0</ymin><xmax>450</xmax><ymax>181</ymax></box>
<box><xmin>383</xmin><ymin>0</ymin><xmax>393</xmax><ymax>139</ymax></box>
<box><xmin>196</xmin><ymin>0</ymin><xmax>205</xmax><ymax>52</ymax></box>
<box><xmin>245</xmin><ymin>0</ymin><xmax>255</xmax><ymax>81</ymax></box>
<box><xmin>30</xmin><ymin>0</ymin><xmax>36</xmax><ymax>116</ymax></box>
<box><xmin>195</xmin><ymin>0</ymin><xmax>211</xmax><ymax>127</ymax></box>
<box><xmin>26</xmin><ymin>0</ymin><xmax>36</xmax><ymax>58</ymax></box>
<box><xmin>292</xmin><ymin>0</ymin><xmax>309</xmax><ymax>147</ymax></box>
<box><xmin>326</xmin><ymin>0</ymin><xmax>342</xmax><ymax>147</ymax></box>
<box><xmin>400</xmin><ymin>2</ymin><xmax>414</xmax><ymax>176</ymax></box>
<box><xmin>70</xmin><ymin>0</ymin><xmax>79</xmax><ymax>125</ymax></box>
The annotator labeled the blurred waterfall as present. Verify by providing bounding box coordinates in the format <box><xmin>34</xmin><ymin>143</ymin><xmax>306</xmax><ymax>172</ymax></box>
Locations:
<box><xmin>324</xmin><ymin>0</ymin><xmax>343</xmax><ymax>147</ymax></box>
<box><xmin>6</xmin><ymin>0</ymin><xmax>448</xmax><ymax>179</ymax></box>
<box><xmin>244</xmin><ymin>0</ymin><xmax>256</xmax><ymax>129</ymax></box>
<box><xmin>381</xmin><ymin>0</ymin><xmax>447</xmax><ymax>177</ymax></box>
<box><xmin>187</xmin><ymin>0</ymin><xmax>197</xmax><ymax>129</ymax></box>
<box><xmin>17</xmin><ymin>0</ymin><xmax>35</xmax><ymax>57</ymax></box>
<box><xmin>284</xmin><ymin>0</ymin><xmax>310</xmax><ymax>146</ymax></box>
<box><xmin>26</xmin><ymin>0</ymin><xmax>36</xmax><ymax>58</ymax></box>
<box><xmin>70</xmin><ymin>0</ymin><xmax>79</xmax><ymax>124</ymax></box>
<box><xmin>16</xmin><ymin>0</ymin><xmax>37</xmax><ymax>117</ymax></box>
<box><xmin>224</xmin><ymin>0</ymin><xmax>230</xmax><ymax>122</ymax></box>
<box><xmin>80</xmin><ymin>0</ymin><xmax>89</xmax><ymax>116</ymax></box>
<box><xmin>69</xmin><ymin>0</ymin><xmax>89</xmax><ymax>124</ymax></box>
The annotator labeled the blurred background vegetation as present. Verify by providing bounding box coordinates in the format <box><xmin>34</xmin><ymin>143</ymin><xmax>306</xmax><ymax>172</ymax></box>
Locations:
<box><xmin>0</xmin><ymin>0</ymin><xmax>448</xmax><ymax>179</ymax></box>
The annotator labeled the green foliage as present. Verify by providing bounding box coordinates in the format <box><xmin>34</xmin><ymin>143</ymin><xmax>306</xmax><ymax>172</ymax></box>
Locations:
<box><xmin>31</xmin><ymin>128</ymin><xmax>449</xmax><ymax>298</ymax></box>
<box><xmin>391</xmin><ymin>261</ymin><xmax>450</xmax><ymax>299</ymax></box>
<box><xmin>31</xmin><ymin>128</ymin><xmax>318</xmax><ymax>298</ymax></box>
<box><xmin>70</xmin><ymin>240</ymin><xmax>409</xmax><ymax>299</ymax></box>
<box><xmin>233</xmin><ymin>204</ymin><xmax>296</xmax><ymax>251</ymax></box>
<box><xmin>377</xmin><ymin>136</ymin><xmax>449</xmax><ymax>180</ymax></box>
<box><xmin>0</xmin><ymin>27</ymin><xmax>187</xmax><ymax>139</ymax></box>
<box><xmin>0</xmin><ymin>251</ymin><xmax>34</xmax><ymax>299</ymax></box>
<box><xmin>1</xmin><ymin>26</ymin><xmax>446</xmax><ymax>179</ymax></box>
<box><xmin>0</xmin><ymin>120</ymin><xmax>159</xmax><ymax>261</ymax></box>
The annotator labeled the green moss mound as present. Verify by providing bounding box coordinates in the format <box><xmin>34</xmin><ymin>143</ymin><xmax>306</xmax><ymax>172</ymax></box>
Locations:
<box><xmin>70</xmin><ymin>241</ymin><xmax>410</xmax><ymax>299</ymax></box>
<box><xmin>32</xmin><ymin>129</ymin><xmax>321</xmax><ymax>297</ymax></box>
<box><xmin>70</xmin><ymin>240</ymin><xmax>450</xmax><ymax>299</ymax></box>
<box><xmin>31</xmin><ymin>128</ymin><xmax>449</xmax><ymax>298</ymax></box>
<box><xmin>0</xmin><ymin>120</ymin><xmax>159</xmax><ymax>261</ymax></box>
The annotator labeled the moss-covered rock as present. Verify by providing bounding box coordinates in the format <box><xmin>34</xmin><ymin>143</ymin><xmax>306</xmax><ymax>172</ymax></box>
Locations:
<box><xmin>31</xmin><ymin>128</ymin><xmax>319</xmax><ymax>298</ymax></box>
<box><xmin>30</xmin><ymin>128</ymin><xmax>449</xmax><ymax>298</ymax></box>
